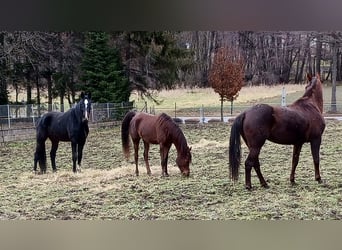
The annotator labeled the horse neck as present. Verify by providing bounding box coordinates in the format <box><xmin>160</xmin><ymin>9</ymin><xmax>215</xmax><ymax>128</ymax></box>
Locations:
<box><xmin>311</xmin><ymin>85</ymin><xmax>324</xmax><ymax>113</ymax></box>
<box><xmin>72</xmin><ymin>103</ymin><xmax>83</xmax><ymax>124</ymax></box>
<box><xmin>299</xmin><ymin>81</ymin><xmax>324</xmax><ymax>114</ymax></box>
<box><xmin>170</xmin><ymin>127</ymin><xmax>188</xmax><ymax>157</ymax></box>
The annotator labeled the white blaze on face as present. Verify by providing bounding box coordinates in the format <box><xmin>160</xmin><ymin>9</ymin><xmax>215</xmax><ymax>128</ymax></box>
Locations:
<box><xmin>84</xmin><ymin>99</ymin><xmax>89</xmax><ymax>120</ymax></box>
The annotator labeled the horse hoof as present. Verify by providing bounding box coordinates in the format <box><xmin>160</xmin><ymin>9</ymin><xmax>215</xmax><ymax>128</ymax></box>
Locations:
<box><xmin>317</xmin><ymin>178</ymin><xmax>322</xmax><ymax>184</ymax></box>
<box><xmin>262</xmin><ymin>183</ymin><xmax>269</xmax><ymax>189</ymax></box>
<box><xmin>245</xmin><ymin>185</ymin><xmax>252</xmax><ymax>190</ymax></box>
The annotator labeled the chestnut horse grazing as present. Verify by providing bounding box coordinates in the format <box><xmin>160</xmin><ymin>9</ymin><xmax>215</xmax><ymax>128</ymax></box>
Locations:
<box><xmin>121</xmin><ymin>111</ymin><xmax>192</xmax><ymax>177</ymax></box>
<box><xmin>229</xmin><ymin>74</ymin><xmax>325</xmax><ymax>189</ymax></box>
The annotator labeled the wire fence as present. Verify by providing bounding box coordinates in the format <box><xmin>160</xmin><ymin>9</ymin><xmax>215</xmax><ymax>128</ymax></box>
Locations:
<box><xmin>1</xmin><ymin>99</ymin><xmax>342</xmax><ymax>143</ymax></box>
<box><xmin>0</xmin><ymin>102</ymin><xmax>135</xmax><ymax>130</ymax></box>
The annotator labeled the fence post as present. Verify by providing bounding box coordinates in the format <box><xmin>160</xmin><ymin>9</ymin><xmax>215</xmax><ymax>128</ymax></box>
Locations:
<box><xmin>107</xmin><ymin>103</ymin><xmax>110</xmax><ymax>119</ymax></box>
<box><xmin>200</xmin><ymin>105</ymin><xmax>204</xmax><ymax>123</ymax></box>
<box><xmin>174</xmin><ymin>102</ymin><xmax>177</xmax><ymax>118</ymax></box>
<box><xmin>7</xmin><ymin>104</ymin><xmax>10</xmax><ymax>129</ymax></box>
<box><xmin>91</xmin><ymin>105</ymin><xmax>94</xmax><ymax>122</ymax></box>
<box><xmin>281</xmin><ymin>87</ymin><xmax>286</xmax><ymax>107</ymax></box>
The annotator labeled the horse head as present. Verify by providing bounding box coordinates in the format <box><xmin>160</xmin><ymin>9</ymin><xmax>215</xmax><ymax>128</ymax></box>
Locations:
<box><xmin>304</xmin><ymin>73</ymin><xmax>323</xmax><ymax>113</ymax></box>
<box><xmin>176</xmin><ymin>146</ymin><xmax>192</xmax><ymax>177</ymax></box>
<box><xmin>79</xmin><ymin>92</ymin><xmax>92</xmax><ymax>122</ymax></box>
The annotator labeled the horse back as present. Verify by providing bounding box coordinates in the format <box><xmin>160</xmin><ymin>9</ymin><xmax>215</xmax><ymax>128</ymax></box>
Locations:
<box><xmin>40</xmin><ymin>110</ymin><xmax>88</xmax><ymax>142</ymax></box>
<box><xmin>270</xmin><ymin>105</ymin><xmax>324</xmax><ymax>144</ymax></box>
<box><xmin>130</xmin><ymin>113</ymin><xmax>161</xmax><ymax>144</ymax></box>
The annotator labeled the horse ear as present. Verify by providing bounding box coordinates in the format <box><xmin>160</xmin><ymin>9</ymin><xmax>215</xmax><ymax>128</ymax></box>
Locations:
<box><xmin>87</xmin><ymin>92</ymin><xmax>91</xmax><ymax>99</ymax></box>
<box><xmin>80</xmin><ymin>92</ymin><xmax>85</xmax><ymax>99</ymax></box>
<box><xmin>307</xmin><ymin>73</ymin><xmax>312</xmax><ymax>82</ymax></box>
<box><xmin>316</xmin><ymin>74</ymin><xmax>321</xmax><ymax>81</ymax></box>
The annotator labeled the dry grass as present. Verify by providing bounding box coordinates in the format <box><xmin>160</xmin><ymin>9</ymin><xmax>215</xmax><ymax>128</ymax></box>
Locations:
<box><xmin>1</xmin><ymin>121</ymin><xmax>342</xmax><ymax>220</ymax></box>
<box><xmin>130</xmin><ymin>84</ymin><xmax>305</xmax><ymax>109</ymax></box>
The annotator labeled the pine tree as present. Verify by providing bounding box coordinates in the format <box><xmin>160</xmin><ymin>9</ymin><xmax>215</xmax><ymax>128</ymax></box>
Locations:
<box><xmin>117</xmin><ymin>31</ymin><xmax>193</xmax><ymax>98</ymax></box>
<box><xmin>81</xmin><ymin>32</ymin><xmax>129</xmax><ymax>103</ymax></box>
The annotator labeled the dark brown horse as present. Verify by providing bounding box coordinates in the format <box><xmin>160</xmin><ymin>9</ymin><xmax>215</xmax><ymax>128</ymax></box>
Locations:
<box><xmin>34</xmin><ymin>92</ymin><xmax>92</xmax><ymax>174</ymax></box>
<box><xmin>121</xmin><ymin>111</ymin><xmax>192</xmax><ymax>177</ymax></box>
<box><xmin>229</xmin><ymin>74</ymin><xmax>325</xmax><ymax>189</ymax></box>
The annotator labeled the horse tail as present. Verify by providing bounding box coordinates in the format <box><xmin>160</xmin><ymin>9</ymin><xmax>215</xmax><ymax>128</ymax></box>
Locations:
<box><xmin>34</xmin><ymin>115</ymin><xmax>49</xmax><ymax>173</ymax></box>
<box><xmin>229</xmin><ymin>113</ymin><xmax>245</xmax><ymax>182</ymax></box>
<box><xmin>121</xmin><ymin>111</ymin><xmax>136</xmax><ymax>159</ymax></box>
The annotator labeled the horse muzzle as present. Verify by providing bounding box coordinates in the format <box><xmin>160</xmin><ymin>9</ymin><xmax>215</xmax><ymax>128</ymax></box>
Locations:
<box><xmin>182</xmin><ymin>170</ymin><xmax>190</xmax><ymax>177</ymax></box>
<box><xmin>83</xmin><ymin>111</ymin><xmax>90</xmax><ymax>122</ymax></box>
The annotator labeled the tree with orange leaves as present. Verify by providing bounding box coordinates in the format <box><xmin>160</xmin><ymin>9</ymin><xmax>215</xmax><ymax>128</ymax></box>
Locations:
<box><xmin>208</xmin><ymin>47</ymin><xmax>244</xmax><ymax>121</ymax></box>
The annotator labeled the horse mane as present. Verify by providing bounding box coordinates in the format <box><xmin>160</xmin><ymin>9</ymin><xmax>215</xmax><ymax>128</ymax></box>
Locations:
<box><xmin>157</xmin><ymin>113</ymin><xmax>188</xmax><ymax>155</ymax></box>
<box><xmin>73</xmin><ymin>101</ymin><xmax>83</xmax><ymax>124</ymax></box>
<box><xmin>291</xmin><ymin>75</ymin><xmax>323</xmax><ymax>113</ymax></box>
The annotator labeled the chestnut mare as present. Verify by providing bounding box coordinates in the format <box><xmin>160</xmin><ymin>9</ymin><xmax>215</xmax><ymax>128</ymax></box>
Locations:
<box><xmin>121</xmin><ymin>111</ymin><xmax>192</xmax><ymax>177</ymax></box>
<box><xmin>229</xmin><ymin>74</ymin><xmax>325</xmax><ymax>189</ymax></box>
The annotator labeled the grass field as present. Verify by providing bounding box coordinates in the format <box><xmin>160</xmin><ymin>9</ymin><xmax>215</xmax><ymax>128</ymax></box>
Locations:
<box><xmin>2</xmin><ymin>83</ymin><xmax>342</xmax><ymax>220</ymax></box>
<box><xmin>1</xmin><ymin>120</ymin><xmax>342</xmax><ymax>220</ymax></box>
<box><xmin>130</xmin><ymin>84</ymin><xmax>342</xmax><ymax>115</ymax></box>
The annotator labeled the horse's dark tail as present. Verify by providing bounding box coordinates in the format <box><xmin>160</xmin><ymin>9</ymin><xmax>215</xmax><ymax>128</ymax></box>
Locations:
<box><xmin>33</xmin><ymin>116</ymin><xmax>49</xmax><ymax>173</ymax></box>
<box><xmin>121</xmin><ymin>111</ymin><xmax>136</xmax><ymax>159</ymax></box>
<box><xmin>229</xmin><ymin>113</ymin><xmax>245</xmax><ymax>182</ymax></box>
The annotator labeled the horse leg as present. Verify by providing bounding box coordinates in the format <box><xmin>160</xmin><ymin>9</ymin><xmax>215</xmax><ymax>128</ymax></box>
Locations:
<box><xmin>160</xmin><ymin>144</ymin><xmax>171</xmax><ymax>177</ymax></box>
<box><xmin>290</xmin><ymin>143</ymin><xmax>303</xmax><ymax>185</ymax></box>
<box><xmin>143</xmin><ymin>141</ymin><xmax>152</xmax><ymax>176</ymax></box>
<box><xmin>253</xmin><ymin>156</ymin><xmax>268</xmax><ymax>189</ymax></box>
<box><xmin>77</xmin><ymin>143</ymin><xmax>85</xmax><ymax>172</ymax></box>
<box><xmin>310</xmin><ymin>138</ymin><xmax>322</xmax><ymax>183</ymax></box>
<box><xmin>71</xmin><ymin>142</ymin><xmax>78</xmax><ymax>173</ymax></box>
<box><xmin>34</xmin><ymin>141</ymin><xmax>47</xmax><ymax>174</ymax></box>
<box><xmin>133</xmin><ymin>139</ymin><xmax>140</xmax><ymax>176</ymax></box>
<box><xmin>245</xmin><ymin>148</ymin><xmax>267</xmax><ymax>189</ymax></box>
<box><xmin>50</xmin><ymin>141</ymin><xmax>59</xmax><ymax>172</ymax></box>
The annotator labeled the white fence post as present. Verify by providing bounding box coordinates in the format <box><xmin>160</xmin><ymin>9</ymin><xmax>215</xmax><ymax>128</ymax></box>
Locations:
<box><xmin>7</xmin><ymin>104</ymin><xmax>10</xmax><ymax>129</ymax></box>
<box><xmin>200</xmin><ymin>105</ymin><xmax>204</xmax><ymax>123</ymax></box>
<box><xmin>281</xmin><ymin>87</ymin><xmax>286</xmax><ymax>107</ymax></box>
<box><xmin>91</xmin><ymin>106</ymin><xmax>94</xmax><ymax>122</ymax></box>
<box><xmin>107</xmin><ymin>103</ymin><xmax>110</xmax><ymax>119</ymax></box>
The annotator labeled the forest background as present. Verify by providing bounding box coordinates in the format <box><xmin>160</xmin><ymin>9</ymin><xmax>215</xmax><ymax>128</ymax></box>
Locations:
<box><xmin>0</xmin><ymin>31</ymin><xmax>341</xmax><ymax>112</ymax></box>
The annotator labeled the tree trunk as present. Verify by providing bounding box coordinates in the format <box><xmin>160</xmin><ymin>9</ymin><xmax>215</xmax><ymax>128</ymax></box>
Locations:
<box><xmin>46</xmin><ymin>72</ymin><xmax>53</xmax><ymax>111</ymax></box>
<box><xmin>26</xmin><ymin>83</ymin><xmax>32</xmax><ymax>117</ymax></box>
<box><xmin>60</xmin><ymin>95</ymin><xmax>64</xmax><ymax>112</ymax></box>
<box><xmin>35</xmin><ymin>73</ymin><xmax>41</xmax><ymax>116</ymax></box>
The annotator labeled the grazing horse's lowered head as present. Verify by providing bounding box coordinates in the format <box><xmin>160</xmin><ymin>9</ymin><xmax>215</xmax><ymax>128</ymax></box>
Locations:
<box><xmin>121</xmin><ymin>111</ymin><xmax>192</xmax><ymax>177</ymax></box>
